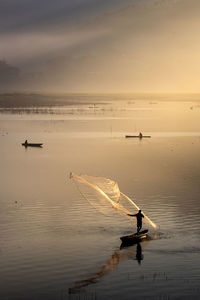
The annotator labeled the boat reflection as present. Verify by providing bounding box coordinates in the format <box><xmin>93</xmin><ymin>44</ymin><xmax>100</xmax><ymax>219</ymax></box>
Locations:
<box><xmin>68</xmin><ymin>239</ymin><xmax>150</xmax><ymax>294</ymax></box>
<box><xmin>136</xmin><ymin>242</ymin><xmax>143</xmax><ymax>265</ymax></box>
<box><xmin>120</xmin><ymin>240</ymin><xmax>144</xmax><ymax>265</ymax></box>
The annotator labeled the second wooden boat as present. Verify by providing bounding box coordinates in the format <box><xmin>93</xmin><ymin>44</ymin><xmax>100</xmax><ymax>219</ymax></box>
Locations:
<box><xmin>125</xmin><ymin>135</ymin><xmax>151</xmax><ymax>138</ymax></box>
<box><xmin>22</xmin><ymin>143</ymin><xmax>43</xmax><ymax>147</ymax></box>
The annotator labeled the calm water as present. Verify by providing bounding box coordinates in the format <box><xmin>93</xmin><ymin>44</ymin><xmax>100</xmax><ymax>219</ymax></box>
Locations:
<box><xmin>0</xmin><ymin>95</ymin><xmax>200</xmax><ymax>299</ymax></box>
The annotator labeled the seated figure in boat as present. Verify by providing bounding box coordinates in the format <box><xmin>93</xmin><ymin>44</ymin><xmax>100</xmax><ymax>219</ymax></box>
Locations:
<box><xmin>139</xmin><ymin>132</ymin><xmax>143</xmax><ymax>139</ymax></box>
<box><xmin>127</xmin><ymin>209</ymin><xmax>144</xmax><ymax>233</ymax></box>
<box><xmin>24</xmin><ymin>140</ymin><xmax>28</xmax><ymax>146</ymax></box>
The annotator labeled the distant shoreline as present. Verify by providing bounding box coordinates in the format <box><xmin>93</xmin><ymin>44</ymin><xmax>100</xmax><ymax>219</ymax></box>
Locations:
<box><xmin>0</xmin><ymin>92</ymin><xmax>200</xmax><ymax>108</ymax></box>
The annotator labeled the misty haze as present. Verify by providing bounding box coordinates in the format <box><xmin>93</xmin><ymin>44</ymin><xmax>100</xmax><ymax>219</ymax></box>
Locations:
<box><xmin>1</xmin><ymin>0</ymin><xmax>200</xmax><ymax>93</ymax></box>
<box><xmin>0</xmin><ymin>1</ymin><xmax>200</xmax><ymax>300</ymax></box>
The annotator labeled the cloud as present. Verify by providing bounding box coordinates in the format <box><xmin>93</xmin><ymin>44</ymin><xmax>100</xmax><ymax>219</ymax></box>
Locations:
<box><xmin>0</xmin><ymin>60</ymin><xmax>19</xmax><ymax>89</ymax></box>
<box><xmin>0</xmin><ymin>0</ymin><xmax>131</xmax><ymax>65</ymax></box>
<box><xmin>1</xmin><ymin>0</ymin><xmax>200</xmax><ymax>92</ymax></box>
<box><xmin>0</xmin><ymin>28</ymin><xmax>109</xmax><ymax>66</ymax></box>
<box><xmin>0</xmin><ymin>0</ymin><xmax>133</xmax><ymax>34</ymax></box>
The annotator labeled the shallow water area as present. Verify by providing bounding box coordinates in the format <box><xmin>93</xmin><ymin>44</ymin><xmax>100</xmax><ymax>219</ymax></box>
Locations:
<box><xmin>0</xmin><ymin>94</ymin><xmax>200</xmax><ymax>299</ymax></box>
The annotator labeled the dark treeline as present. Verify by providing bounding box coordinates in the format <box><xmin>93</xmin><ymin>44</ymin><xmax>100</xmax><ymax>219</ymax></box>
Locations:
<box><xmin>0</xmin><ymin>92</ymin><xmax>108</xmax><ymax>108</ymax></box>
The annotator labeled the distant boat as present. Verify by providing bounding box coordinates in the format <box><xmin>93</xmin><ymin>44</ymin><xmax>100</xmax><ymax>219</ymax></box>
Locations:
<box><xmin>125</xmin><ymin>135</ymin><xmax>151</xmax><ymax>138</ymax></box>
<box><xmin>22</xmin><ymin>140</ymin><xmax>43</xmax><ymax>147</ymax></box>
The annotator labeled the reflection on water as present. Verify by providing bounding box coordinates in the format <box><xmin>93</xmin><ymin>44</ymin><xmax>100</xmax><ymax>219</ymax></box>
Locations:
<box><xmin>0</xmin><ymin>95</ymin><xmax>200</xmax><ymax>299</ymax></box>
<box><xmin>69</xmin><ymin>239</ymin><xmax>149</xmax><ymax>295</ymax></box>
<box><xmin>136</xmin><ymin>243</ymin><xmax>143</xmax><ymax>265</ymax></box>
<box><xmin>69</xmin><ymin>251</ymin><xmax>122</xmax><ymax>294</ymax></box>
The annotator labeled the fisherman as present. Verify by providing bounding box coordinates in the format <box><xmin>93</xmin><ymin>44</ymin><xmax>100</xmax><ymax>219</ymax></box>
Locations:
<box><xmin>139</xmin><ymin>132</ymin><xmax>143</xmax><ymax>139</ymax></box>
<box><xmin>127</xmin><ymin>209</ymin><xmax>144</xmax><ymax>233</ymax></box>
<box><xmin>24</xmin><ymin>139</ymin><xmax>28</xmax><ymax>146</ymax></box>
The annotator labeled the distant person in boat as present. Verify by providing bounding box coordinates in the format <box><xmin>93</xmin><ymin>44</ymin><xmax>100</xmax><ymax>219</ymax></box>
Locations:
<box><xmin>127</xmin><ymin>209</ymin><xmax>144</xmax><ymax>233</ymax></box>
<box><xmin>24</xmin><ymin>140</ymin><xmax>28</xmax><ymax>146</ymax></box>
<box><xmin>139</xmin><ymin>132</ymin><xmax>143</xmax><ymax>138</ymax></box>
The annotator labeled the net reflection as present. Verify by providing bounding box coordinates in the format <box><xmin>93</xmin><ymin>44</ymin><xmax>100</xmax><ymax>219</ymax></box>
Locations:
<box><xmin>68</xmin><ymin>239</ymin><xmax>150</xmax><ymax>294</ymax></box>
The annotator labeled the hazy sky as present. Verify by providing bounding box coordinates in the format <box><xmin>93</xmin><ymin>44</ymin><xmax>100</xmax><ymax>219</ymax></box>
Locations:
<box><xmin>1</xmin><ymin>0</ymin><xmax>200</xmax><ymax>92</ymax></box>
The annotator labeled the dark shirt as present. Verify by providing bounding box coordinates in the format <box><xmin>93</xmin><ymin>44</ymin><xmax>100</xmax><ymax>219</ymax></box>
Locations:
<box><xmin>129</xmin><ymin>212</ymin><xmax>144</xmax><ymax>225</ymax></box>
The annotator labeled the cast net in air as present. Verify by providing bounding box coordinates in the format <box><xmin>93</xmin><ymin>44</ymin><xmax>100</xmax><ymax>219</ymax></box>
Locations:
<box><xmin>70</xmin><ymin>173</ymin><xmax>157</xmax><ymax>230</ymax></box>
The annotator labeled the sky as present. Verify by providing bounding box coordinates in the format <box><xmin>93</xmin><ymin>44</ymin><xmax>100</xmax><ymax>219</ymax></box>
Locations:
<box><xmin>0</xmin><ymin>0</ymin><xmax>200</xmax><ymax>92</ymax></box>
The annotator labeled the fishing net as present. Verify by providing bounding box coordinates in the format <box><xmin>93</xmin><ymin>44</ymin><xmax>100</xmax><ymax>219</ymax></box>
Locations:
<box><xmin>70</xmin><ymin>172</ymin><xmax>157</xmax><ymax>229</ymax></box>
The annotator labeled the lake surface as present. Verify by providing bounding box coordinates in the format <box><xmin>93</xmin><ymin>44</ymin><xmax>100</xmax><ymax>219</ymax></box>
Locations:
<box><xmin>0</xmin><ymin>94</ymin><xmax>200</xmax><ymax>299</ymax></box>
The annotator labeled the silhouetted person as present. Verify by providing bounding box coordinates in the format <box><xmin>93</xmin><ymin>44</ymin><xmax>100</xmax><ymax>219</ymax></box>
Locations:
<box><xmin>127</xmin><ymin>209</ymin><xmax>144</xmax><ymax>233</ymax></box>
<box><xmin>24</xmin><ymin>139</ymin><xmax>28</xmax><ymax>146</ymax></box>
<box><xmin>139</xmin><ymin>132</ymin><xmax>143</xmax><ymax>139</ymax></box>
<box><xmin>136</xmin><ymin>242</ymin><xmax>143</xmax><ymax>265</ymax></box>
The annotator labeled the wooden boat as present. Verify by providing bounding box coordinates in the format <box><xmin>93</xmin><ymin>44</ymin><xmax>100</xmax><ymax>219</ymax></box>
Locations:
<box><xmin>22</xmin><ymin>142</ymin><xmax>43</xmax><ymax>147</ymax></box>
<box><xmin>120</xmin><ymin>229</ymin><xmax>148</xmax><ymax>246</ymax></box>
<box><xmin>125</xmin><ymin>135</ymin><xmax>151</xmax><ymax>138</ymax></box>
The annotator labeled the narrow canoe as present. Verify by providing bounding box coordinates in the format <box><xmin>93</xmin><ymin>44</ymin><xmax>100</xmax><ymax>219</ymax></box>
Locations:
<box><xmin>22</xmin><ymin>143</ymin><xmax>43</xmax><ymax>147</ymax></box>
<box><xmin>125</xmin><ymin>135</ymin><xmax>151</xmax><ymax>138</ymax></box>
<box><xmin>120</xmin><ymin>229</ymin><xmax>148</xmax><ymax>246</ymax></box>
